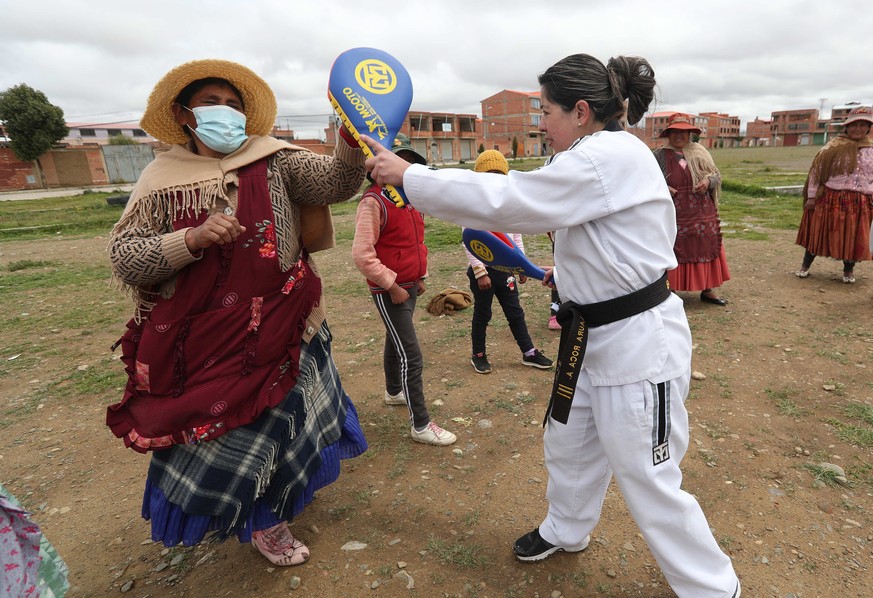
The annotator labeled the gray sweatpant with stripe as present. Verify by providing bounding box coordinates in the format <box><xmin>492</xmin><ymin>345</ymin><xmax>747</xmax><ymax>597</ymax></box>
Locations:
<box><xmin>373</xmin><ymin>291</ymin><xmax>430</xmax><ymax>428</ymax></box>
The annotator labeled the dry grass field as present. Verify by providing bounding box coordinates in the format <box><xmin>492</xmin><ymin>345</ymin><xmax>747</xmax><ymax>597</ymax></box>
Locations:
<box><xmin>2</xmin><ymin>144</ymin><xmax>872</xmax><ymax>597</ymax></box>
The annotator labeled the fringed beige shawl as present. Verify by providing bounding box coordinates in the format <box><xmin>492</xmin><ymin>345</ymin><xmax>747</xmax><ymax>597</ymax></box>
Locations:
<box><xmin>112</xmin><ymin>136</ymin><xmax>297</xmax><ymax>237</ymax></box>
<box><xmin>662</xmin><ymin>141</ymin><xmax>721</xmax><ymax>205</ymax></box>
<box><xmin>803</xmin><ymin>135</ymin><xmax>873</xmax><ymax>201</ymax></box>
<box><xmin>109</xmin><ymin>136</ymin><xmax>309</xmax><ymax>315</ymax></box>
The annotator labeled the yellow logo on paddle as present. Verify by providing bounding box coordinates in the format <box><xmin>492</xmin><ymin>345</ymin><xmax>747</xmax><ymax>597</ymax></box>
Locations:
<box><xmin>469</xmin><ymin>240</ymin><xmax>493</xmax><ymax>262</ymax></box>
<box><xmin>355</xmin><ymin>60</ymin><xmax>397</xmax><ymax>94</ymax></box>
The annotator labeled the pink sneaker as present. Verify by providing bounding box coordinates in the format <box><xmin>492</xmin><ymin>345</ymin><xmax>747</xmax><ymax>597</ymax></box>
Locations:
<box><xmin>548</xmin><ymin>315</ymin><xmax>561</xmax><ymax>330</ymax></box>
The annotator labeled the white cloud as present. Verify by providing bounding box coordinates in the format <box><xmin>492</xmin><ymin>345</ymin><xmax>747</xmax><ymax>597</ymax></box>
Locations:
<box><xmin>2</xmin><ymin>0</ymin><xmax>872</xmax><ymax>136</ymax></box>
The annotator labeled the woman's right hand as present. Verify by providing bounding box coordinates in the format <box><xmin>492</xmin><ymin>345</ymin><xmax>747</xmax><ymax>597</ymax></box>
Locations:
<box><xmin>185</xmin><ymin>213</ymin><xmax>246</xmax><ymax>252</ymax></box>
<box><xmin>477</xmin><ymin>275</ymin><xmax>492</xmax><ymax>291</ymax></box>
<box><xmin>361</xmin><ymin>135</ymin><xmax>412</xmax><ymax>188</ymax></box>
<box><xmin>804</xmin><ymin>197</ymin><xmax>816</xmax><ymax>210</ymax></box>
<box><xmin>668</xmin><ymin>186</ymin><xmax>678</xmax><ymax>197</ymax></box>
<box><xmin>542</xmin><ymin>267</ymin><xmax>556</xmax><ymax>289</ymax></box>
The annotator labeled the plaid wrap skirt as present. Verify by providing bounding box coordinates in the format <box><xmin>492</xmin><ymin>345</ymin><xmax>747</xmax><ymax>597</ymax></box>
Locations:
<box><xmin>142</xmin><ymin>323</ymin><xmax>367</xmax><ymax>545</ymax></box>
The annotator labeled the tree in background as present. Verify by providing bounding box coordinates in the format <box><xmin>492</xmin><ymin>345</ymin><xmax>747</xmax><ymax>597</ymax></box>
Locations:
<box><xmin>511</xmin><ymin>136</ymin><xmax>519</xmax><ymax>159</ymax></box>
<box><xmin>0</xmin><ymin>84</ymin><xmax>68</xmax><ymax>187</ymax></box>
<box><xmin>108</xmin><ymin>134</ymin><xmax>139</xmax><ymax>145</ymax></box>
<box><xmin>478</xmin><ymin>143</ymin><xmax>485</xmax><ymax>154</ymax></box>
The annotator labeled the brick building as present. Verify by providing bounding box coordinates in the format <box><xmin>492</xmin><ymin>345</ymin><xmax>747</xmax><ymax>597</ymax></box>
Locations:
<box><xmin>405</xmin><ymin>110</ymin><xmax>479</xmax><ymax>163</ymax></box>
<box><xmin>698</xmin><ymin>112</ymin><xmax>741</xmax><ymax>148</ymax></box>
<box><xmin>770</xmin><ymin>108</ymin><xmax>819</xmax><ymax>146</ymax></box>
<box><xmin>480</xmin><ymin>90</ymin><xmax>545</xmax><ymax>157</ymax></box>
<box><xmin>324</xmin><ymin>110</ymin><xmax>482</xmax><ymax>164</ymax></box>
<box><xmin>0</xmin><ymin>146</ymin><xmax>109</xmax><ymax>190</ymax></box>
<box><xmin>745</xmin><ymin>117</ymin><xmax>772</xmax><ymax>146</ymax></box>
<box><xmin>323</xmin><ymin>111</ymin><xmax>479</xmax><ymax>163</ymax></box>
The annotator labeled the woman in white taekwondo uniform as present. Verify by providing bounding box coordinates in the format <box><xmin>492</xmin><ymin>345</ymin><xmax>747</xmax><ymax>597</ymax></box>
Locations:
<box><xmin>364</xmin><ymin>53</ymin><xmax>740</xmax><ymax>598</ymax></box>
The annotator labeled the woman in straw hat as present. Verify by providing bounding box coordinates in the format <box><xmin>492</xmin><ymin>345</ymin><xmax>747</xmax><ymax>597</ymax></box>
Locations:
<box><xmin>653</xmin><ymin>113</ymin><xmax>730</xmax><ymax>306</ymax></box>
<box><xmin>105</xmin><ymin>59</ymin><xmax>368</xmax><ymax>566</ymax></box>
<box><xmin>795</xmin><ymin>105</ymin><xmax>873</xmax><ymax>282</ymax></box>
<box><xmin>363</xmin><ymin>52</ymin><xmax>740</xmax><ymax>597</ymax></box>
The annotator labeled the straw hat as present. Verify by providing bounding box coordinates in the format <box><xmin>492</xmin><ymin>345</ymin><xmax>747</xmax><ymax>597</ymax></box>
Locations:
<box><xmin>842</xmin><ymin>106</ymin><xmax>873</xmax><ymax>127</ymax></box>
<box><xmin>140</xmin><ymin>59</ymin><xmax>277</xmax><ymax>145</ymax></box>
<box><xmin>474</xmin><ymin>149</ymin><xmax>508</xmax><ymax>174</ymax></box>
<box><xmin>659</xmin><ymin>113</ymin><xmax>701</xmax><ymax>137</ymax></box>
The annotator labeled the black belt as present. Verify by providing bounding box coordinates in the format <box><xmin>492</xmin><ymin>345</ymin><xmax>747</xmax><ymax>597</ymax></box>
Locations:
<box><xmin>545</xmin><ymin>272</ymin><xmax>671</xmax><ymax>425</ymax></box>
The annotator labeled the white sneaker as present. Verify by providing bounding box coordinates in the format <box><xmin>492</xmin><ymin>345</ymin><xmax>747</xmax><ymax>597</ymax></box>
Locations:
<box><xmin>410</xmin><ymin>422</ymin><xmax>457</xmax><ymax>446</ymax></box>
<box><xmin>384</xmin><ymin>390</ymin><xmax>406</xmax><ymax>406</ymax></box>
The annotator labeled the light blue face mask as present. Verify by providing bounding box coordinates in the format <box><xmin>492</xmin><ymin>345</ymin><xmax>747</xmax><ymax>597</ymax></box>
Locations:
<box><xmin>186</xmin><ymin>105</ymin><xmax>248</xmax><ymax>154</ymax></box>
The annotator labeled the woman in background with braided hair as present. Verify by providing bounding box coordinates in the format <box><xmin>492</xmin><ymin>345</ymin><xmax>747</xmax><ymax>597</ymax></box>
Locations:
<box><xmin>363</xmin><ymin>53</ymin><xmax>740</xmax><ymax>597</ymax></box>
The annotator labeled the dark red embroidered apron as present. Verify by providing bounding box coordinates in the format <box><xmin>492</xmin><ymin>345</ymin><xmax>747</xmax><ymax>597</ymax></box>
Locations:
<box><xmin>106</xmin><ymin>159</ymin><xmax>321</xmax><ymax>452</ymax></box>
<box><xmin>665</xmin><ymin>149</ymin><xmax>721</xmax><ymax>264</ymax></box>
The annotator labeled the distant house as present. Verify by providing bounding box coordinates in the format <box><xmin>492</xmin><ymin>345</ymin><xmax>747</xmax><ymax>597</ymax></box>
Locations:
<box><xmin>769</xmin><ymin>108</ymin><xmax>819</xmax><ymax>147</ymax></box>
<box><xmin>405</xmin><ymin>110</ymin><xmax>479</xmax><ymax>163</ymax></box>
<box><xmin>64</xmin><ymin>122</ymin><xmax>156</xmax><ymax>146</ymax></box>
<box><xmin>745</xmin><ymin>118</ymin><xmax>772</xmax><ymax>146</ymax></box>
<box><xmin>698</xmin><ymin>112</ymin><xmax>741</xmax><ymax>149</ymax></box>
<box><xmin>480</xmin><ymin>90</ymin><xmax>545</xmax><ymax>157</ymax></box>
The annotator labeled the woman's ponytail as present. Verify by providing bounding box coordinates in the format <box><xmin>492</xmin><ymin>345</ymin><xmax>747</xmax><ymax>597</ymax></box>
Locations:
<box><xmin>606</xmin><ymin>56</ymin><xmax>656</xmax><ymax>126</ymax></box>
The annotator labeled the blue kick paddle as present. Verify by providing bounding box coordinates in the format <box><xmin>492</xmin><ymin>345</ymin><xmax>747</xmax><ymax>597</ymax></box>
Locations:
<box><xmin>328</xmin><ymin>47</ymin><xmax>413</xmax><ymax>207</ymax></box>
<box><xmin>462</xmin><ymin>228</ymin><xmax>547</xmax><ymax>281</ymax></box>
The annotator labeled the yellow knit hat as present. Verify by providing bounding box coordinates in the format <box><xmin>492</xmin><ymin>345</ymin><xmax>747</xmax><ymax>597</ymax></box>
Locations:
<box><xmin>474</xmin><ymin>149</ymin><xmax>509</xmax><ymax>174</ymax></box>
<box><xmin>140</xmin><ymin>59</ymin><xmax>277</xmax><ymax>145</ymax></box>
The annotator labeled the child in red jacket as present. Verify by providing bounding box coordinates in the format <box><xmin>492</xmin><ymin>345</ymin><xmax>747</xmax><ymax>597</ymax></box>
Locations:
<box><xmin>352</xmin><ymin>135</ymin><xmax>456</xmax><ymax>446</ymax></box>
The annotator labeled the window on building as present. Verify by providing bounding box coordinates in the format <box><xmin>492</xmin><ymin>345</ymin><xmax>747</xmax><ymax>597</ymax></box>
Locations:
<box><xmin>79</xmin><ymin>128</ymin><xmax>96</xmax><ymax>136</ymax></box>
<box><xmin>133</xmin><ymin>129</ymin><xmax>147</xmax><ymax>137</ymax></box>
<box><xmin>431</xmin><ymin>116</ymin><xmax>452</xmax><ymax>133</ymax></box>
<box><xmin>531</xmin><ymin>115</ymin><xmax>540</xmax><ymax>126</ymax></box>
<box><xmin>531</xmin><ymin>98</ymin><xmax>541</xmax><ymax>109</ymax></box>
<box><xmin>107</xmin><ymin>129</ymin><xmax>123</xmax><ymax>137</ymax></box>
<box><xmin>458</xmin><ymin>117</ymin><xmax>475</xmax><ymax>133</ymax></box>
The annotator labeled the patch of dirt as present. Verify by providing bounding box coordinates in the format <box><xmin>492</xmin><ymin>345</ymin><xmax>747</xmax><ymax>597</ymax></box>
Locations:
<box><xmin>1</xmin><ymin>221</ymin><xmax>872</xmax><ymax>598</ymax></box>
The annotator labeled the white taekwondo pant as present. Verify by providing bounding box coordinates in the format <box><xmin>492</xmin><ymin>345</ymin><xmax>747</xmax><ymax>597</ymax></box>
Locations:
<box><xmin>539</xmin><ymin>367</ymin><xmax>740</xmax><ymax>598</ymax></box>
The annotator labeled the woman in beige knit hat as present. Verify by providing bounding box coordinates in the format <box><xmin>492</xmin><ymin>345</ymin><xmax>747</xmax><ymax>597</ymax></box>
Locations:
<box><xmin>464</xmin><ymin>150</ymin><xmax>553</xmax><ymax>375</ymax></box>
<box><xmin>795</xmin><ymin>105</ymin><xmax>873</xmax><ymax>282</ymax></box>
<box><xmin>105</xmin><ymin>59</ymin><xmax>368</xmax><ymax>566</ymax></box>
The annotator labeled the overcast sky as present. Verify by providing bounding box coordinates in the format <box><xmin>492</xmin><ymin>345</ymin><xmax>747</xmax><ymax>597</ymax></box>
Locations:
<box><xmin>3</xmin><ymin>0</ymin><xmax>872</xmax><ymax>138</ymax></box>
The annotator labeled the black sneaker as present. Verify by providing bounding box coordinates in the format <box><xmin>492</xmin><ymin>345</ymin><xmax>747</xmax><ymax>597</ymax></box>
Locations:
<box><xmin>470</xmin><ymin>353</ymin><xmax>492</xmax><ymax>374</ymax></box>
<box><xmin>512</xmin><ymin>528</ymin><xmax>589</xmax><ymax>562</ymax></box>
<box><xmin>521</xmin><ymin>349</ymin><xmax>553</xmax><ymax>369</ymax></box>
